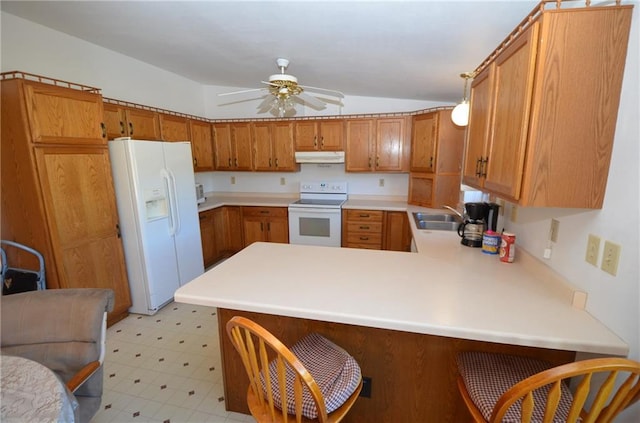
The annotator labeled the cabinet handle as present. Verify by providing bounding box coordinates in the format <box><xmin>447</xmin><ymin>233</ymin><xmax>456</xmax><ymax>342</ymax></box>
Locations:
<box><xmin>321</xmin><ymin>136</ymin><xmax>324</xmax><ymax>148</ymax></box>
<box><xmin>199</xmin><ymin>215</ymin><xmax>206</xmax><ymax>221</ymax></box>
<box><xmin>368</xmin><ymin>157</ymin><xmax>372</xmax><ymax>168</ymax></box>
<box><xmin>267</xmin><ymin>222</ymin><xmax>271</xmax><ymax>231</ymax></box>
<box><xmin>359</xmin><ymin>236</ymin><xmax>369</xmax><ymax>241</ymax></box>
<box><xmin>429</xmin><ymin>156</ymin><xmax>434</xmax><ymax>169</ymax></box>
<box><xmin>359</xmin><ymin>214</ymin><xmax>370</xmax><ymax>218</ymax></box>
<box><xmin>235</xmin><ymin>158</ymin><xmax>238</xmax><ymax>167</ymax></box>
<box><xmin>359</xmin><ymin>226</ymin><xmax>370</xmax><ymax>230</ymax></box>
<box><xmin>313</xmin><ymin>135</ymin><xmax>317</xmax><ymax>147</ymax></box>
<box><xmin>260</xmin><ymin>210</ymin><xmax>269</xmax><ymax>214</ymax></box>
<box><xmin>376</xmin><ymin>156</ymin><xmax>380</xmax><ymax>167</ymax></box>
<box><xmin>228</xmin><ymin>158</ymin><xmax>232</xmax><ymax>167</ymax></box>
<box><xmin>269</xmin><ymin>158</ymin><xmax>272</xmax><ymax>167</ymax></box>
<box><xmin>119</xmin><ymin>121</ymin><xmax>125</xmax><ymax>135</ymax></box>
<box><xmin>100</xmin><ymin>122</ymin><xmax>106</xmax><ymax>138</ymax></box>
<box><xmin>193</xmin><ymin>158</ymin><xmax>198</xmax><ymax>168</ymax></box>
<box><xmin>275</xmin><ymin>158</ymin><xmax>279</xmax><ymax>168</ymax></box>
<box><xmin>481</xmin><ymin>157</ymin><xmax>488</xmax><ymax>177</ymax></box>
<box><xmin>475</xmin><ymin>158</ymin><xmax>482</xmax><ymax>177</ymax></box>
<box><xmin>116</xmin><ymin>224</ymin><xmax>121</xmax><ymax>238</ymax></box>
<box><xmin>260</xmin><ymin>222</ymin><xmax>264</xmax><ymax>231</ymax></box>
<box><xmin>129</xmin><ymin>122</ymin><xmax>134</xmax><ymax>135</ymax></box>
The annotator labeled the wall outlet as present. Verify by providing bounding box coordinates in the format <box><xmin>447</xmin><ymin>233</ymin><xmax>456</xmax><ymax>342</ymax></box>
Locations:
<box><xmin>585</xmin><ymin>234</ymin><xmax>600</xmax><ymax>267</ymax></box>
<box><xmin>601</xmin><ymin>241</ymin><xmax>621</xmax><ymax>276</ymax></box>
<box><xmin>280</xmin><ymin>177</ymin><xmax>285</xmax><ymax>186</ymax></box>
<box><xmin>379</xmin><ymin>178</ymin><xmax>385</xmax><ymax>187</ymax></box>
<box><xmin>231</xmin><ymin>176</ymin><xmax>236</xmax><ymax>185</ymax></box>
<box><xmin>550</xmin><ymin>219</ymin><xmax>560</xmax><ymax>243</ymax></box>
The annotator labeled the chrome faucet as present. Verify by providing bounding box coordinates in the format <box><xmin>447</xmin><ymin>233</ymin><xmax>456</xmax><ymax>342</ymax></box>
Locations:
<box><xmin>442</xmin><ymin>205</ymin><xmax>464</xmax><ymax>220</ymax></box>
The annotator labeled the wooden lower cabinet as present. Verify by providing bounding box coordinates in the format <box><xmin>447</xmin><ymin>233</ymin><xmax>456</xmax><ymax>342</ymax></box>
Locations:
<box><xmin>343</xmin><ymin>209</ymin><xmax>411</xmax><ymax>252</ymax></box>
<box><xmin>217</xmin><ymin>308</ymin><xmax>575</xmax><ymax>423</ymax></box>
<box><xmin>199</xmin><ymin>206</ymin><xmax>244</xmax><ymax>267</ymax></box>
<box><xmin>241</xmin><ymin>207</ymin><xmax>288</xmax><ymax>247</ymax></box>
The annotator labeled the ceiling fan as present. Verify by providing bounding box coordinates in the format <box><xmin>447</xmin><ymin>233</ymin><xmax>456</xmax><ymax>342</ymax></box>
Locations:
<box><xmin>218</xmin><ymin>58</ymin><xmax>344</xmax><ymax>117</ymax></box>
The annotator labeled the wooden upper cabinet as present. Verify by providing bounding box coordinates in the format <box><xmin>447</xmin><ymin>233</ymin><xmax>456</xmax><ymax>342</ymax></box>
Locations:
<box><xmin>254</xmin><ymin>121</ymin><xmax>296</xmax><ymax>171</ymax></box>
<box><xmin>294</xmin><ymin>120</ymin><xmax>344</xmax><ymax>151</ymax></box>
<box><xmin>463</xmin><ymin>5</ymin><xmax>633</xmax><ymax>208</ymax></box>
<box><xmin>346</xmin><ymin>117</ymin><xmax>408</xmax><ymax>172</ymax></box>
<box><xmin>160</xmin><ymin>114</ymin><xmax>190</xmax><ymax>142</ymax></box>
<box><xmin>213</xmin><ymin>123</ymin><xmax>252</xmax><ymax>171</ymax></box>
<box><xmin>103</xmin><ymin>103</ymin><xmax>161</xmax><ymax>141</ymax></box>
<box><xmin>23</xmin><ymin>80</ymin><xmax>106</xmax><ymax>145</ymax></box>
<box><xmin>375</xmin><ymin>117</ymin><xmax>407</xmax><ymax>172</ymax></box>
<box><xmin>190</xmin><ymin>120</ymin><xmax>214</xmax><ymax>171</ymax></box>
<box><xmin>411</xmin><ymin>113</ymin><xmax>438</xmax><ymax>173</ymax></box>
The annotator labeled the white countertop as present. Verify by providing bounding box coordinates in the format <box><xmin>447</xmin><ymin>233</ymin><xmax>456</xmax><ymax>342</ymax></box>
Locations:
<box><xmin>175</xmin><ymin>239</ymin><xmax>628</xmax><ymax>355</ymax></box>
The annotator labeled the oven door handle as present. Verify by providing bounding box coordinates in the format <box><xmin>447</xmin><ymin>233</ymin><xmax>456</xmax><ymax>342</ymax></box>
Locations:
<box><xmin>288</xmin><ymin>207</ymin><xmax>341</xmax><ymax>214</ymax></box>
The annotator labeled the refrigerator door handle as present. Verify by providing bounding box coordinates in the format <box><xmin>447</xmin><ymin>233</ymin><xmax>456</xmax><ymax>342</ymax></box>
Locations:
<box><xmin>161</xmin><ymin>169</ymin><xmax>177</xmax><ymax>236</ymax></box>
<box><xmin>166</xmin><ymin>169</ymin><xmax>181</xmax><ymax>236</ymax></box>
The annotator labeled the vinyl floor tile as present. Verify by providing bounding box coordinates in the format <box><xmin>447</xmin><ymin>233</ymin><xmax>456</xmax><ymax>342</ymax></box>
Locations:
<box><xmin>91</xmin><ymin>302</ymin><xmax>247</xmax><ymax>423</ymax></box>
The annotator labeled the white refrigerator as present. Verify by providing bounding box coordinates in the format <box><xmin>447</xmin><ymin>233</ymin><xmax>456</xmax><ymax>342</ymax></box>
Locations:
<box><xmin>108</xmin><ymin>138</ymin><xmax>204</xmax><ymax>315</ymax></box>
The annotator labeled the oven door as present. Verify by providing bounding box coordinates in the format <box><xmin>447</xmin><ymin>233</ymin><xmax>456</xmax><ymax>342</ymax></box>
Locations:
<box><xmin>288</xmin><ymin>207</ymin><xmax>341</xmax><ymax>247</ymax></box>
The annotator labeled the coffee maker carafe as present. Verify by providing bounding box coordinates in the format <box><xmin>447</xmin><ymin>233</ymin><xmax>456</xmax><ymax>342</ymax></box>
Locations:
<box><xmin>458</xmin><ymin>202</ymin><xmax>488</xmax><ymax>247</ymax></box>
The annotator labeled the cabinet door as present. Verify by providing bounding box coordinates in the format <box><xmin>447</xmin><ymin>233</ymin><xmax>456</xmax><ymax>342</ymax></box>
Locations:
<box><xmin>125</xmin><ymin>108</ymin><xmax>161</xmax><ymax>140</ymax></box>
<box><xmin>160</xmin><ymin>114</ymin><xmax>190</xmax><ymax>142</ymax></box>
<box><xmin>411</xmin><ymin>113</ymin><xmax>438</xmax><ymax>173</ymax></box>
<box><xmin>375</xmin><ymin>117</ymin><xmax>407</xmax><ymax>171</ymax></box>
<box><xmin>213</xmin><ymin>123</ymin><xmax>233</xmax><ymax>170</ymax></box>
<box><xmin>272</xmin><ymin>121</ymin><xmax>296</xmax><ymax>171</ymax></box>
<box><xmin>384</xmin><ymin>211</ymin><xmax>411</xmax><ymax>252</ymax></box>
<box><xmin>190</xmin><ymin>120</ymin><xmax>214</xmax><ymax>171</ymax></box>
<box><xmin>345</xmin><ymin>119</ymin><xmax>375</xmax><ymax>172</ymax></box>
<box><xmin>483</xmin><ymin>22</ymin><xmax>539</xmax><ymax>201</ymax></box>
<box><xmin>231</xmin><ymin>123</ymin><xmax>253</xmax><ymax>170</ymax></box>
<box><xmin>23</xmin><ymin>81</ymin><xmax>105</xmax><ymax>144</ymax></box>
<box><xmin>252</xmin><ymin>122</ymin><xmax>273</xmax><ymax>171</ymax></box>
<box><xmin>294</xmin><ymin>121</ymin><xmax>319</xmax><ymax>151</ymax></box>
<box><xmin>103</xmin><ymin>104</ymin><xmax>127</xmax><ymax>140</ymax></box>
<box><xmin>408</xmin><ymin>173</ymin><xmax>435</xmax><ymax>207</ymax></box>
<box><xmin>318</xmin><ymin>120</ymin><xmax>344</xmax><ymax>151</ymax></box>
<box><xmin>242</xmin><ymin>217</ymin><xmax>267</xmax><ymax>246</ymax></box>
<box><xmin>462</xmin><ymin>66</ymin><xmax>494</xmax><ymax>188</ymax></box>
<box><xmin>267</xmin><ymin>217</ymin><xmax>289</xmax><ymax>243</ymax></box>
<box><xmin>199</xmin><ymin>210</ymin><xmax>216</xmax><ymax>268</ymax></box>
<box><xmin>34</xmin><ymin>147</ymin><xmax>131</xmax><ymax>323</ymax></box>
<box><xmin>223</xmin><ymin>206</ymin><xmax>244</xmax><ymax>254</ymax></box>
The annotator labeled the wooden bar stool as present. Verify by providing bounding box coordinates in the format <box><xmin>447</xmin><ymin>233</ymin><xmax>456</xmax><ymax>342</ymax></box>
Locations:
<box><xmin>226</xmin><ymin>316</ymin><xmax>363</xmax><ymax>423</ymax></box>
<box><xmin>456</xmin><ymin>351</ymin><xmax>640</xmax><ymax>422</ymax></box>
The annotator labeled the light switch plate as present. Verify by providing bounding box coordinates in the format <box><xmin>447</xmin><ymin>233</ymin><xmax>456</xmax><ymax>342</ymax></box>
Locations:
<box><xmin>585</xmin><ymin>234</ymin><xmax>600</xmax><ymax>267</ymax></box>
<box><xmin>601</xmin><ymin>240</ymin><xmax>621</xmax><ymax>276</ymax></box>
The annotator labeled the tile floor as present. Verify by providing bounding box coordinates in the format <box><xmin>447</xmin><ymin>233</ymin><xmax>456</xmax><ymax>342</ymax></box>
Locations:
<box><xmin>91</xmin><ymin>302</ymin><xmax>253</xmax><ymax>423</ymax></box>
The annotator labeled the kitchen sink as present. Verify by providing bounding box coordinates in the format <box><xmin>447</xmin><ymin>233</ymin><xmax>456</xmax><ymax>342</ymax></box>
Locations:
<box><xmin>412</xmin><ymin>212</ymin><xmax>461</xmax><ymax>231</ymax></box>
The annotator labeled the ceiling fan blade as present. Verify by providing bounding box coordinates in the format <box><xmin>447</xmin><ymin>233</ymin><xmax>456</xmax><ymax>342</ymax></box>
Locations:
<box><xmin>299</xmin><ymin>85</ymin><xmax>344</xmax><ymax>98</ymax></box>
<box><xmin>297</xmin><ymin>91</ymin><xmax>326</xmax><ymax>110</ymax></box>
<box><xmin>260</xmin><ymin>80</ymin><xmax>280</xmax><ymax>87</ymax></box>
<box><xmin>218</xmin><ymin>88</ymin><xmax>264</xmax><ymax>97</ymax></box>
<box><xmin>256</xmin><ymin>95</ymin><xmax>274</xmax><ymax>112</ymax></box>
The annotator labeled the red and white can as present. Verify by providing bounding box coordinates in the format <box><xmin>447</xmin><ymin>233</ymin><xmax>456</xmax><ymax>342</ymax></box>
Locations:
<box><xmin>499</xmin><ymin>232</ymin><xmax>516</xmax><ymax>263</ymax></box>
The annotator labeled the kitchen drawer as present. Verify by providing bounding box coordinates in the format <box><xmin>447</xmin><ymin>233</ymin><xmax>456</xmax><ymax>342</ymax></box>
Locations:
<box><xmin>346</xmin><ymin>232</ymin><xmax>383</xmax><ymax>249</ymax></box>
<box><xmin>346</xmin><ymin>221</ymin><xmax>383</xmax><ymax>234</ymax></box>
<box><xmin>241</xmin><ymin>206</ymin><xmax>288</xmax><ymax>218</ymax></box>
<box><xmin>345</xmin><ymin>210</ymin><xmax>384</xmax><ymax>222</ymax></box>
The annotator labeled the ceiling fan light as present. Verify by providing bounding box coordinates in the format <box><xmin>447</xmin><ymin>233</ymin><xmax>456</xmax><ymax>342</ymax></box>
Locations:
<box><xmin>451</xmin><ymin>101</ymin><xmax>470</xmax><ymax>126</ymax></box>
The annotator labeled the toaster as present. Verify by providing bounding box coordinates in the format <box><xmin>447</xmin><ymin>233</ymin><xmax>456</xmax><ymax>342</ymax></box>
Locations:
<box><xmin>195</xmin><ymin>183</ymin><xmax>205</xmax><ymax>204</ymax></box>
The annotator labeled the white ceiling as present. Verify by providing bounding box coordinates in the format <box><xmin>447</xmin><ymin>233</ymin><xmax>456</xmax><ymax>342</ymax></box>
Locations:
<box><xmin>1</xmin><ymin>1</ymin><xmax>540</xmax><ymax>103</ymax></box>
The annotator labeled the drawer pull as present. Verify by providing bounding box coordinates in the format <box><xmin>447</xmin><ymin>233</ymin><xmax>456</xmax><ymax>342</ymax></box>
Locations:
<box><xmin>359</xmin><ymin>214</ymin><xmax>370</xmax><ymax>218</ymax></box>
<box><xmin>359</xmin><ymin>236</ymin><xmax>369</xmax><ymax>241</ymax></box>
<box><xmin>359</xmin><ymin>226</ymin><xmax>370</xmax><ymax>230</ymax></box>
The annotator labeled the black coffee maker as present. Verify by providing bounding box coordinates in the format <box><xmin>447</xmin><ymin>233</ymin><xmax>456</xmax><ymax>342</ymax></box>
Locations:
<box><xmin>457</xmin><ymin>202</ymin><xmax>501</xmax><ymax>247</ymax></box>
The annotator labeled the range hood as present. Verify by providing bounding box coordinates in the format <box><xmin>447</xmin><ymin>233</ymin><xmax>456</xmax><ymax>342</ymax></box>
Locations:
<box><xmin>295</xmin><ymin>151</ymin><xmax>345</xmax><ymax>164</ymax></box>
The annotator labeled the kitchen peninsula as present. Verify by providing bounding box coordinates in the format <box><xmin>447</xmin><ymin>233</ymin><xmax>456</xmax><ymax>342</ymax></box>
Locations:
<box><xmin>175</xmin><ymin>223</ymin><xmax>628</xmax><ymax>422</ymax></box>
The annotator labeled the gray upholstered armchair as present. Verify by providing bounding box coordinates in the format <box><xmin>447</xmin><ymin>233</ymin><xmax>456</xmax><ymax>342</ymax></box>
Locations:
<box><xmin>1</xmin><ymin>288</ymin><xmax>114</xmax><ymax>423</ymax></box>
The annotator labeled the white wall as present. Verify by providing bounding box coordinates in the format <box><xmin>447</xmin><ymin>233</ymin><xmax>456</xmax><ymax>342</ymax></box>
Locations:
<box><xmin>0</xmin><ymin>13</ymin><xmax>206</xmax><ymax>116</ymax></box>
<box><xmin>3</xmin><ymin>8</ymin><xmax>639</xmax><ymax>420</ymax></box>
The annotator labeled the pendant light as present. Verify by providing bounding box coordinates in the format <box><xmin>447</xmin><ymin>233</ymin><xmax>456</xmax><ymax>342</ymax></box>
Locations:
<box><xmin>451</xmin><ymin>72</ymin><xmax>474</xmax><ymax>127</ymax></box>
